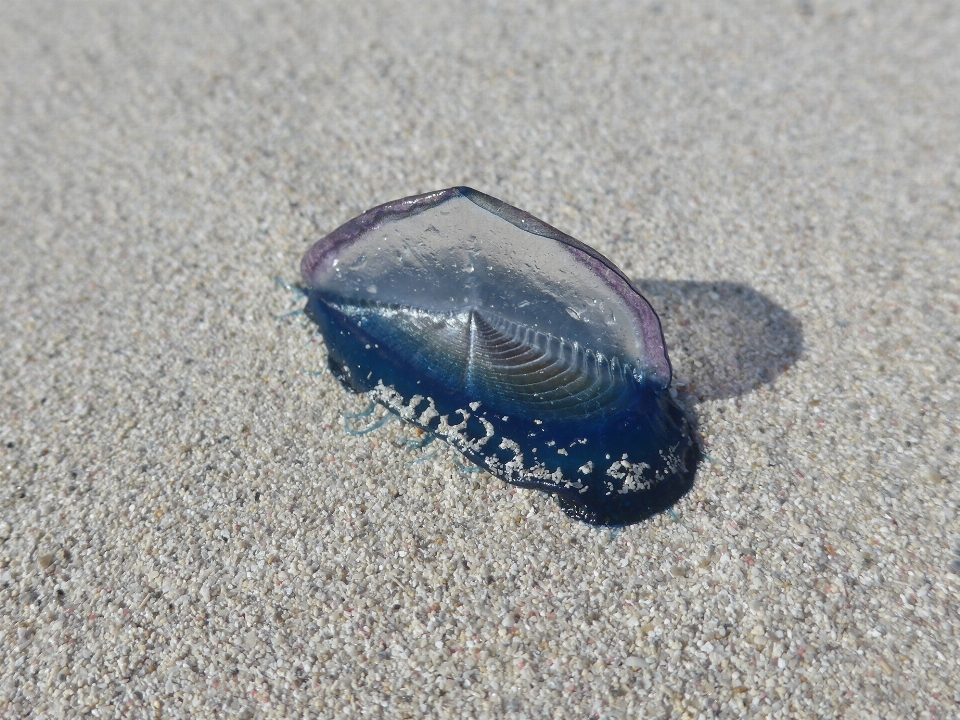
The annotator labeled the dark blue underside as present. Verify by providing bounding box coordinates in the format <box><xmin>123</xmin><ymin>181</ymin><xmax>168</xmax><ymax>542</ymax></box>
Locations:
<box><xmin>307</xmin><ymin>292</ymin><xmax>697</xmax><ymax>526</ymax></box>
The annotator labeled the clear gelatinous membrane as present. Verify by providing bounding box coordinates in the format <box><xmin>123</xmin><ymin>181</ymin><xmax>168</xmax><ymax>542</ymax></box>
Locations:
<box><xmin>302</xmin><ymin>187</ymin><xmax>697</xmax><ymax>526</ymax></box>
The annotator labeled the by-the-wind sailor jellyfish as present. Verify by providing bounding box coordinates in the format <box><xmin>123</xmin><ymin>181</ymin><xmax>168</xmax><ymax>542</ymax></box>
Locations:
<box><xmin>301</xmin><ymin>187</ymin><xmax>697</xmax><ymax>526</ymax></box>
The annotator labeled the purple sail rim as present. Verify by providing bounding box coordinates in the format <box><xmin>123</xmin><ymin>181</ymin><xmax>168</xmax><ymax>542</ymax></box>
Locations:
<box><xmin>301</xmin><ymin>187</ymin><xmax>673</xmax><ymax>388</ymax></box>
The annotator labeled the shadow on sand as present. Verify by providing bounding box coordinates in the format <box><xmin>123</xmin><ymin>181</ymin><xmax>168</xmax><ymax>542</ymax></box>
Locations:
<box><xmin>634</xmin><ymin>279</ymin><xmax>804</xmax><ymax>403</ymax></box>
<box><xmin>615</xmin><ymin>279</ymin><xmax>803</xmax><ymax>522</ymax></box>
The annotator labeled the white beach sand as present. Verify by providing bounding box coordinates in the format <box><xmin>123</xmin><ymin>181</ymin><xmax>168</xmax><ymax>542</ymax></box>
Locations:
<box><xmin>1</xmin><ymin>1</ymin><xmax>958</xmax><ymax>717</ymax></box>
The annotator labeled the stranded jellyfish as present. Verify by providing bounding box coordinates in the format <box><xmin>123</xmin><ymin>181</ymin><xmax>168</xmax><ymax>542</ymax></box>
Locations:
<box><xmin>301</xmin><ymin>187</ymin><xmax>697</xmax><ymax>526</ymax></box>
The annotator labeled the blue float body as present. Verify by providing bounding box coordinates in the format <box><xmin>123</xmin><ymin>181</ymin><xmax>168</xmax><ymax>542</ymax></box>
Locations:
<box><xmin>306</xmin><ymin>290</ymin><xmax>696</xmax><ymax>526</ymax></box>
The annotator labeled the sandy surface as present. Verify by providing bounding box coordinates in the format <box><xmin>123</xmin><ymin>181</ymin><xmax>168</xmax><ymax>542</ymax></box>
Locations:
<box><xmin>1</xmin><ymin>1</ymin><xmax>958</xmax><ymax>718</ymax></box>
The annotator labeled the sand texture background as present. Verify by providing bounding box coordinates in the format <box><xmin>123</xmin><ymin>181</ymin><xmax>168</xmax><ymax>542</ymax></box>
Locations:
<box><xmin>1</xmin><ymin>1</ymin><xmax>959</xmax><ymax>718</ymax></box>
